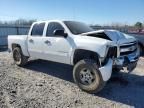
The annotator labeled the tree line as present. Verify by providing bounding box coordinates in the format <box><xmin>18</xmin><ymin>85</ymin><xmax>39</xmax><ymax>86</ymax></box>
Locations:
<box><xmin>0</xmin><ymin>19</ymin><xmax>36</xmax><ymax>26</ymax></box>
<box><xmin>134</xmin><ymin>22</ymin><xmax>144</xmax><ymax>32</ymax></box>
<box><xmin>0</xmin><ymin>19</ymin><xmax>143</xmax><ymax>31</ymax></box>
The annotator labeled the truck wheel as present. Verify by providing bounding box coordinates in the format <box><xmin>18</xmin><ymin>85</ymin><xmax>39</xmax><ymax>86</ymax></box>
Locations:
<box><xmin>13</xmin><ymin>47</ymin><xmax>28</xmax><ymax>66</ymax></box>
<box><xmin>112</xmin><ymin>67</ymin><xmax>121</xmax><ymax>73</ymax></box>
<box><xmin>73</xmin><ymin>59</ymin><xmax>105</xmax><ymax>93</ymax></box>
<box><xmin>138</xmin><ymin>44</ymin><xmax>143</xmax><ymax>56</ymax></box>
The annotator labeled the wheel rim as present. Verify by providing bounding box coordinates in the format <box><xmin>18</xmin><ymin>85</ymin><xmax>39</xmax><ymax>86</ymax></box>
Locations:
<box><xmin>79</xmin><ymin>68</ymin><xmax>96</xmax><ymax>85</ymax></box>
<box><xmin>13</xmin><ymin>50</ymin><xmax>21</xmax><ymax>62</ymax></box>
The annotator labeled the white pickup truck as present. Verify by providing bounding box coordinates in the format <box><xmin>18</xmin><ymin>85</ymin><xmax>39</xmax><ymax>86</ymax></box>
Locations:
<box><xmin>8</xmin><ymin>20</ymin><xmax>139</xmax><ymax>93</ymax></box>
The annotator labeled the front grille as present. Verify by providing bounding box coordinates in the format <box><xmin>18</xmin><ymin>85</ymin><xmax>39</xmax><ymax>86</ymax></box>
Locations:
<box><xmin>120</xmin><ymin>41</ymin><xmax>137</xmax><ymax>56</ymax></box>
<box><xmin>120</xmin><ymin>49</ymin><xmax>137</xmax><ymax>55</ymax></box>
<box><xmin>120</xmin><ymin>42</ymin><xmax>137</xmax><ymax>48</ymax></box>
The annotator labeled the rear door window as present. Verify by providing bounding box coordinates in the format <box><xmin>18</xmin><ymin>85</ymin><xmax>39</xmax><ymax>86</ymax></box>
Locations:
<box><xmin>31</xmin><ymin>23</ymin><xmax>45</xmax><ymax>36</ymax></box>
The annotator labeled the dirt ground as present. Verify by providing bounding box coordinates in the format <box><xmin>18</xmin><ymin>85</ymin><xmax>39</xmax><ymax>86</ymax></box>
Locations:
<box><xmin>0</xmin><ymin>50</ymin><xmax>144</xmax><ymax>108</ymax></box>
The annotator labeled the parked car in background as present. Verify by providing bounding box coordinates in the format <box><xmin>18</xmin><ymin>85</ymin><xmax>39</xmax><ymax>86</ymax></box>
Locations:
<box><xmin>8</xmin><ymin>20</ymin><xmax>140</xmax><ymax>93</ymax></box>
<box><xmin>130</xmin><ymin>34</ymin><xmax>144</xmax><ymax>56</ymax></box>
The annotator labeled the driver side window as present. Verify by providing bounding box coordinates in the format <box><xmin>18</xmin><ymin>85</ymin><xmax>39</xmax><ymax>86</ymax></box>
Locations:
<box><xmin>46</xmin><ymin>22</ymin><xmax>64</xmax><ymax>36</ymax></box>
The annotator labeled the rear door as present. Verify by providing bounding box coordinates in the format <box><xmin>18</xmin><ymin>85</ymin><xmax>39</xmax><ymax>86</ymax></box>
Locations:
<box><xmin>28</xmin><ymin>22</ymin><xmax>46</xmax><ymax>58</ymax></box>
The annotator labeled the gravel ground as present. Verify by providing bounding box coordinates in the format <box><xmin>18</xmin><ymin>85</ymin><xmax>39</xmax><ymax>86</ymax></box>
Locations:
<box><xmin>0</xmin><ymin>50</ymin><xmax>144</xmax><ymax>108</ymax></box>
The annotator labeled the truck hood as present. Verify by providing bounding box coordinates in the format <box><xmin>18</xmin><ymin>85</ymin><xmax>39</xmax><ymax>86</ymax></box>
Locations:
<box><xmin>81</xmin><ymin>30</ymin><xmax>136</xmax><ymax>45</ymax></box>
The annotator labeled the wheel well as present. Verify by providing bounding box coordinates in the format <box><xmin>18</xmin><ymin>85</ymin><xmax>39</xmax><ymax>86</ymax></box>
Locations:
<box><xmin>12</xmin><ymin>44</ymin><xmax>21</xmax><ymax>50</ymax></box>
<box><xmin>138</xmin><ymin>42</ymin><xmax>144</xmax><ymax>50</ymax></box>
<box><xmin>73</xmin><ymin>49</ymin><xmax>100</xmax><ymax>66</ymax></box>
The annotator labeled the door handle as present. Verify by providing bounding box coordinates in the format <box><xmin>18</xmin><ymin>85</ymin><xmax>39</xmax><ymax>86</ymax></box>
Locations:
<box><xmin>45</xmin><ymin>40</ymin><xmax>51</xmax><ymax>44</ymax></box>
<box><xmin>29</xmin><ymin>39</ymin><xmax>34</xmax><ymax>43</ymax></box>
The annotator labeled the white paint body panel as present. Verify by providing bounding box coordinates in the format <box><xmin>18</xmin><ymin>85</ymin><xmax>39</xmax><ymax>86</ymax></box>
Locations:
<box><xmin>8</xmin><ymin>35</ymin><xmax>29</xmax><ymax>56</ymax></box>
<box><xmin>73</xmin><ymin>35</ymin><xmax>111</xmax><ymax>57</ymax></box>
<box><xmin>99</xmin><ymin>59</ymin><xmax>113</xmax><ymax>81</ymax></box>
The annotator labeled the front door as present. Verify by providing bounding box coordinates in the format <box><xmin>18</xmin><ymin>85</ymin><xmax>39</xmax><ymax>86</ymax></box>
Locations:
<box><xmin>42</xmin><ymin>22</ymin><xmax>72</xmax><ymax>64</ymax></box>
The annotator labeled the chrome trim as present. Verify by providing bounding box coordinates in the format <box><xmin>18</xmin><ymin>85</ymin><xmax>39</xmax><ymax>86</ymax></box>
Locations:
<box><xmin>120</xmin><ymin>45</ymin><xmax>137</xmax><ymax>52</ymax></box>
<box><xmin>119</xmin><ymin>41</ymin><xmax>138</xmax><ymax>56</ymax></box>
<box><xmin>120</xmin><ymin>41</ymin><xmax>137</xmax><ymax>46</ymax></box>
<box><xmin>117</xmin><ymin>45</ymin><xmax>120</xmax><ymax>57</ymax></box>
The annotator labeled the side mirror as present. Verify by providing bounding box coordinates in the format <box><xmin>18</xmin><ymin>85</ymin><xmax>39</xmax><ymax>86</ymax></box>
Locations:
<box><xmin>53</xmin><ymin>29</ymin><xmax>68</xmax><ymax>38</ymax></box>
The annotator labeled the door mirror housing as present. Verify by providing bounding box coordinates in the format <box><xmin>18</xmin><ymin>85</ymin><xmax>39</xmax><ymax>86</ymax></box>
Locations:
<box><xmin>53</xmin><ymin>29</ymin><xmax>68</xmax><ymax>38</ymax></box>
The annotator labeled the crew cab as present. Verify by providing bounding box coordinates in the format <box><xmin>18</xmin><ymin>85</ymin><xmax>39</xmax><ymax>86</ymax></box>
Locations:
<box><xmin>8</xmin><ymin>20</ymin><xmax>140</xmax><ymax>93</ymax></box>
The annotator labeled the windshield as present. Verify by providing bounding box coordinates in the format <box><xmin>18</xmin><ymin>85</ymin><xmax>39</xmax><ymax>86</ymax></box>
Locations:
<box><xmin>64</xmin><ymin>21</ymin><xmax>94</xmax><ymax>35</ymax></box>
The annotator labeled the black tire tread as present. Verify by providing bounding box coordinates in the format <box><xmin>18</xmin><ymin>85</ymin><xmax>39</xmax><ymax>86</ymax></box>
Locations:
<box><xmin>73</xmin><ymin>59</ymin><xmax>106</xmax><ymax>93</ymax></box>
<box><xmin>13</xmin><ymin>47</ymin><xmax>28</xmax><ymax>66</ymax></box>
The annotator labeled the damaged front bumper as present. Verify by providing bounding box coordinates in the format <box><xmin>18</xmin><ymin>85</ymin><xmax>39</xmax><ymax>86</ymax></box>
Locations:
<box><xmin>98</xmin><ymin>46</ymin><xmax>140</xmax><ymax>81</ymax></box>
<box><xmin>114</xmin><ymin>49</ymin><xmax>140</xmax><ymax>73</ymax></box>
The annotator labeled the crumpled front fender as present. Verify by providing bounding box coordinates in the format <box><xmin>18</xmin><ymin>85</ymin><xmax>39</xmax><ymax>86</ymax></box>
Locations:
<box><xmin>99</xmin><ymin>59</ymin><xmax>113</xmax><ymax>81</ymax></box>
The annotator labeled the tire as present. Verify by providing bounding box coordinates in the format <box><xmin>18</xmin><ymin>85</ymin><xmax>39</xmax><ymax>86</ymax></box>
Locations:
<box><xmin>12</xmin><ymin>47</ymin><xmax>28</xmax><ymax>66</ymax></box>
<box><xmin>138</xmin><ymin>44</ymin><xmax>143</xmax><ymax>56</ymax></box>
<box><xmin>73</xmin><ymin>59</ymin><xmax>105</xmax><ymax>93</ymax></box>
<box><xmin>112</xmin><ymin>67</ymin><xmax>121</xmax><ymax>76</ymax></box>
<box><xmin>112</xmin><ymin>67</ymin><xmax>121</xmax><ymax>73</ymax></box>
